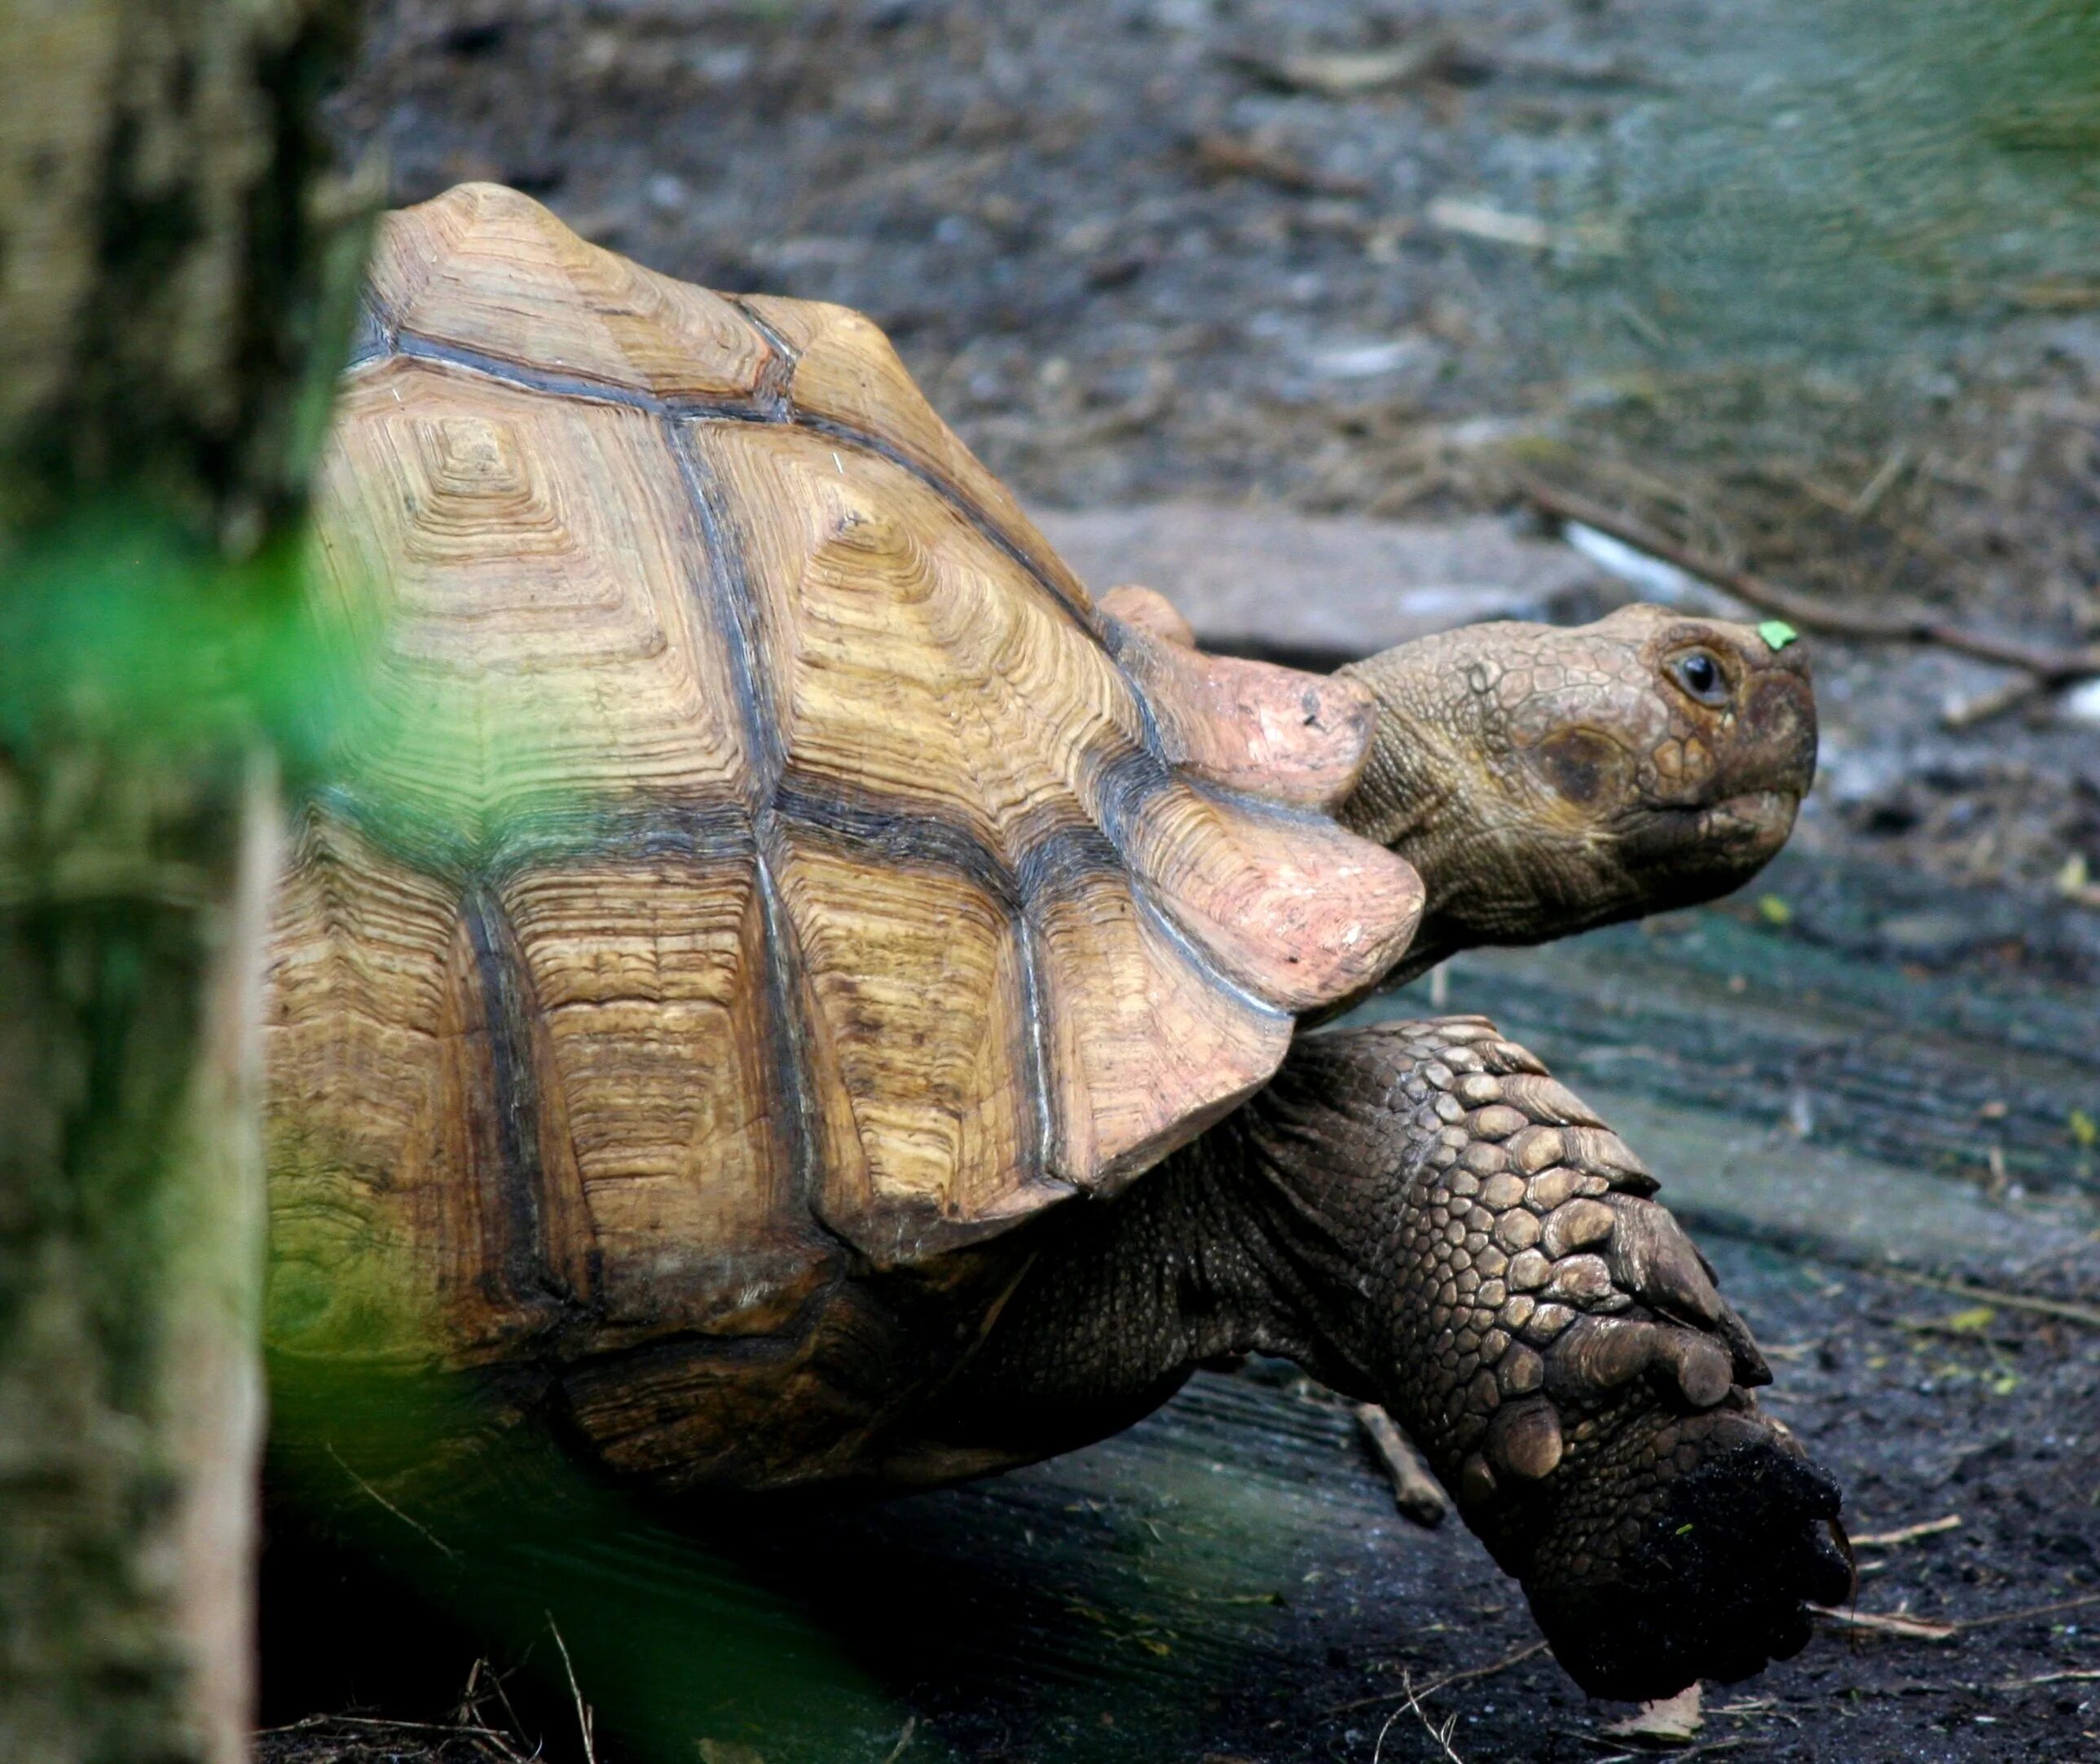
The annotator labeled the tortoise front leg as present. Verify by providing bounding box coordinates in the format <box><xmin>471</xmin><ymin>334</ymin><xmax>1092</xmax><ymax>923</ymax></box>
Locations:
<box><xmin>1227</xmin><ymin>1018</ymin><xmax>1851</xmax><ymax>1699</ymax></box>
<box><xmin>907</xmin><ymin>1016</ymin><xmax>1847</xmax><ymax>1697</ymax></box>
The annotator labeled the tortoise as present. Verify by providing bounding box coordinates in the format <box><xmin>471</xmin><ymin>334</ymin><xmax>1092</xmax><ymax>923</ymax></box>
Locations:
<box><xmin>266</xmin><ymin>183</ymin><xmax>1848</xmax><ymax>1700</ymax></box>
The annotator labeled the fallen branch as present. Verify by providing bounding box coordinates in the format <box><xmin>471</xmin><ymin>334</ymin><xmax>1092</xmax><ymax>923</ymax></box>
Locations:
<box><xmin>1517</xmin><ymin>476</ymin><xmax>2100</xmax><ymax>686</ymax></box>
<box><xmin>1851</xmin><ymin>1515</ymin><xmax>1962</xmax><ymax>1549</ymax></box>
<box><xmin>1329</xmin><ymin>1638</ymin><xmax>1550</xmax><ymax>1713</ymax></box>
<box><xmin>1816</xmin><ymin>1588</ymin><xmax>2100</xmax><ymax>1644</ymax></box>
<box><xmin>1812</xmin><ymin>1607</ymin><xmax>1957</xmax><ymax>1642</ymax></box>
<box><xmin>1355</xmin><ymin>1403</ymin><xmax>1451</xmax><ymax>1528</ymax></box>
<box><xmin>1873</xmin><ymin>1266</ymin><xmax>2100</xmax><ymax>1331</ymax></box>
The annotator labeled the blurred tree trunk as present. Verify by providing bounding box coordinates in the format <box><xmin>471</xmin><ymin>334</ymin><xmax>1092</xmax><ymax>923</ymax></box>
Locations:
<box><xmin>0</xmin><ymin>4</ymin><xmax>361</xmax><ymax>1762</ymax></box>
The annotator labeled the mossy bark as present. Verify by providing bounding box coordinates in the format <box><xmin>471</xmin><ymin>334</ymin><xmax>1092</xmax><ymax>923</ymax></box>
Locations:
<box><xmin>0</xmin><ymin>2</ymin><xmax>361</xmax><ymax>1760</ymax></box>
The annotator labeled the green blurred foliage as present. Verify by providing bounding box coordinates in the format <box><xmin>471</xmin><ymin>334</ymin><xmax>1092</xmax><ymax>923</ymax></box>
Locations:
<box><xmin>268</xmin><ymin>1356</ymin><xmax>927</xmax><ymax>1764</ymax></box>
<box><xmin>1568</xmin><ymin>0</ymin><xmax>2100</xmax><ymax>361</ymax></box>
<box><xmin>0</xmin><ymin>509</ymin><xmax>342</xmax><ymax>778</ymax></box>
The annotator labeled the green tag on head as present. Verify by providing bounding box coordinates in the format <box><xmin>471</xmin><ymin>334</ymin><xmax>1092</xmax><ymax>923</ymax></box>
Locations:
<box><xmin>1758</xmin><ymin>619</ymin><xmax>1800</xmax><ymax>651</ymax></box>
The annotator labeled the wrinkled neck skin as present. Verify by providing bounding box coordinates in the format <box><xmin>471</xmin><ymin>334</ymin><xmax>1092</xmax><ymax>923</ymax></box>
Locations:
<box><xmin>1336</xmin><ymin>672</ymin><xmax>1510</xmax><ymax>980</ymax></box>
<box><xmin>892</xmin><ymin>1084</ymin><xmax>1407</xmax><ymax>1487</ymax></box>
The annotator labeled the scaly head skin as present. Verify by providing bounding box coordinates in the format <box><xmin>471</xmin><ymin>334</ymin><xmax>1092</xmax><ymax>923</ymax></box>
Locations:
<box><xmin>1338</xmin><ymin>605</ymin><xmax>1816</xmax><ymax>980</ymax></box>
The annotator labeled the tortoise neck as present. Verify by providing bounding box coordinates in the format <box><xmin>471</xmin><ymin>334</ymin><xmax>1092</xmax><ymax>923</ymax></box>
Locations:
<box><xmin>1334</xmin><ymin>648</ymin><xmax>1473</xmax><ymax>966</ymax></box>
<box><xmin>889</xmin><ymin>1124</ymin><xmax>1335</xmax><ymax>1481</ymax></box>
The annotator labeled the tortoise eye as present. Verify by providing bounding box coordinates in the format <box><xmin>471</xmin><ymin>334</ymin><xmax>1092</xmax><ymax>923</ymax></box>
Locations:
<box><xmin>1670</xmin><ymin>649</ymin><xmax>1730</xmax><ymax>707</ymax></box>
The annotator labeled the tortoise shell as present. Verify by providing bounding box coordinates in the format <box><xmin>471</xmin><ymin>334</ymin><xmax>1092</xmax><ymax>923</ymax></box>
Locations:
<box><xmin>265</xmin><ymin>184</ymin><xmax>1421</xmax><ymax>1373</ymax></box>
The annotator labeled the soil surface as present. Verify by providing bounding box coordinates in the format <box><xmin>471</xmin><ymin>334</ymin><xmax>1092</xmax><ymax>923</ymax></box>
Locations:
<box><xmin>258</xmin><ymin>1252</ymin><xmax>2100</xmax><ymax>1764</ymax></box>
<box><xmin>266</xmin><ymin>4</ymin><xmax>2100</xmax><ymax>1759</ymax></box>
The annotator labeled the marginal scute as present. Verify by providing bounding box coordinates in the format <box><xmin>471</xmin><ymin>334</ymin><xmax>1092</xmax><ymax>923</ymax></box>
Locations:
<box><xmin>1034</xmin><ymin>882</ymin><xmax>1293</xmax><ymax>1187</ymax></box>
<box><xmin>1105</xmin><ymin>616</ymin><xmax>1379</xmax><ymax>811</ymax></box>
<box><xmin>1112</xmin><ymin>781</ymin><xmax>1422</xmax><ymax>1013</ymax></box>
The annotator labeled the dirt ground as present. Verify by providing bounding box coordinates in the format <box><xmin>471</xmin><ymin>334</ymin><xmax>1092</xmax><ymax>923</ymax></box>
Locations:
<box><xmin>258</xmin><ymin>1249</ymin><xmax>2100</xmax><ymax>1764</ymax></box>
<box><xmin>264</xmin><ymin>3</ymin><xmax>2100</xmax><ymax>1758</ymax></box>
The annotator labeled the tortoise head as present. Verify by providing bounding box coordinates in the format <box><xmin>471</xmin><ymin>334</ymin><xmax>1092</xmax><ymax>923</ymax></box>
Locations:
<box><xmin>1340</xmin><ymin>605</ymin><xmax>1816</xmax><ymax>979</ymax></box>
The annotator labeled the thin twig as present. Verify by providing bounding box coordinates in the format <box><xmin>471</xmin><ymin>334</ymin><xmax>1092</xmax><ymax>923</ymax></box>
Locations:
<box><xmin>1956</xmin><ymin>1590</ymin><xmax>2100</xmax><ymax>1632</ymax></box>
<box><xmin>881</xmin><ymin>1715</ymin><xmax>918</xmax><ymax>1764</ymax></box>
<box><xmin>1813</xmin><ymin>1606</ymin><xmax>1957</xmax><ymax>1641</ymax></box>
<box><xmin>1997</xmin><ymin>1668</ymin><xmax>2100</xmax><ymax>1691</ymax></box>
<box><xmin>1851</xmin><ymin>1515</ymin><xmax>1962</xmax><ymax>1549</ymax></box>
<box><xmin>1850</xmin><ymin>443</ymin><xmax>1912</xmax><ymax>517</ymax></box>
<box><xmin>325</xmin><ymin>1443</ymin><xmax>458</xmax><ymax>1559</ymax></box>
<box><xmin>545</xmin><ymin>1613</ymin><xmax>597</xmax><ymax>1764</ymax></box>
<box><xmin>1371</xmin><ymin>1705</ymin><xmax>1407</xmax><ymax>1764</ymax></box>
<box><xmin>1328</xmin><ymin>1638</ymin><xmax>1550</xmax><ymax>1713</ymax></box>
<box><xmin>1939</xmin><ymin>676</ymin><xmax>2045</xmax><ymax>729</ymax></box>
<box><xmin>1191</xmin><ymin>130</ymin><xmax>1369</xmax><ymax>196</ymax></box>
<box><xmin>1872</xmin><ymin>1266</ymin><xmax>2100</xmax><ymax>1331</ymax></box>
<box><xmin>1393</xmin><ymin>1671</ymin><xmax>1468</xmax><ymax>1764</ymax></box>
<box><xmin>1519</xmin><ymin>475</ymin><xmax>2100</xmax><ymax>684</ymax></box>
<box><xmin>1816</xmin><ymin>1588</ymin><xmax>2100</xmax><ymax>1643</ymax></box>
<box><xmin>255</xmin><ymin>1712</ymin><xmax>531</xmax><ymax>1762</ymax></box>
